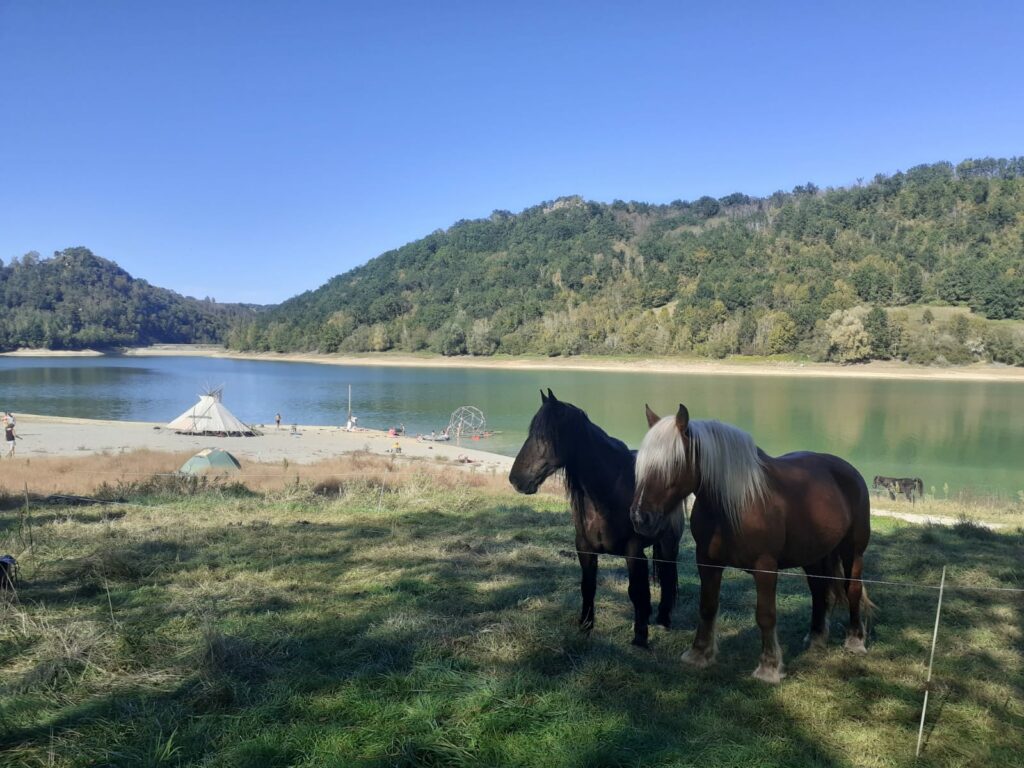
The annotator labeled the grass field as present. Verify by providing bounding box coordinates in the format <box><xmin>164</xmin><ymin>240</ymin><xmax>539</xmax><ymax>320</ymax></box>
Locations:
<box><xmin>1</xmin><ymin>476</ymin><xmax>1022</xmax><ymax>767</ymax></box>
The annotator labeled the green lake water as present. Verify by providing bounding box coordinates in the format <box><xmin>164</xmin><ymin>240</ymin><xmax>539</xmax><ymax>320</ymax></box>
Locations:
<box><xmin>0</xmin><ymin>356</ymin><xmax>1020</xmax><ymax>498</ymax></box>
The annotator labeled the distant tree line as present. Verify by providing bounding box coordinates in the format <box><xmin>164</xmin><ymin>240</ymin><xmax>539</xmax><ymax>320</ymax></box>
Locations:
<box><xmin>0</xmin><ymin>247</ymin><xmax>255</xmax><ymax>350</ymax></box>
<box><xmin>228</xmin><ymin>157</ymin><xmax>1024</xmax><ymax>366</ymax></box>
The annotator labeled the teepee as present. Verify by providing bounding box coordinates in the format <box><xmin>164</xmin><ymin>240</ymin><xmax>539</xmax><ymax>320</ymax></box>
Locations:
<box><xmin>167</xmin><ymin>387</ymin><xmax>256</xmax><ymax>437</ymax></box>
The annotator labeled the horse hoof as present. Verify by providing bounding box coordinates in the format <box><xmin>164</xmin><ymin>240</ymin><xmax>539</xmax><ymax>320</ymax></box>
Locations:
<box><xmin>631</xmin><ymin>636</ymin><xmax>650</xmax><ymax>649</ymax></box>
<box><xmin>681</xmin><ymin>648</ymin><xmax>715</xmax><ymax>668</ymax></box>
<box><xmin>804</xmin><ymin>633</ymin><xmax>828</xmax><ymax>650</ymax></box>
<box><xmin>751</xmin><ymin>663</ymin><xmax>785</xmax><ymax>684</ymax></box>
<box><xmin>844</xmin><ymin>636</ymin><xmax>867</xmax><ymax>654</ymax></box>
<box><xmin>655</xmin><ymin>616</ymin><xmax>672</xmax><ymax>629</ymax></box>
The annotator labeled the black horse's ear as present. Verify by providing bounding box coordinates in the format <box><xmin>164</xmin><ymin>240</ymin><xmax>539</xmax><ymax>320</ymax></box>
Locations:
<box><xmin>540</xmin><ymin>389</ymin><xmax>547</xmax><ymax>403</ymax></box>
<box><xmin>675</xmin><ymin>404</ymin><xmax>690</xmax><ymax>434</ymax></box>
<box><xmin>547</xmin><ymin>388</ymin><xmax>557</xmax><ymax>402</ymax></box>
<box><xmin>645</xmin><ymin>404</ymin><xmax>660</xmax><ymax>428</ymax></box>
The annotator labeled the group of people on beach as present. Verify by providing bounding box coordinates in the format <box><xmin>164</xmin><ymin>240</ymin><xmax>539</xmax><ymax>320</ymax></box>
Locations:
<box><xmin>2</xmin><ymin>412</ymin><xmax>16</xmax><ymax>458</ymax></box>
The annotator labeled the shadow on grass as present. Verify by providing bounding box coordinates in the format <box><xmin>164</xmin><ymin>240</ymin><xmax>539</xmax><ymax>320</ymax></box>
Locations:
<box><xmin>1</xmin><ymin>496</ymin><xmax>1022</xmax><ymax>767</ymax></box>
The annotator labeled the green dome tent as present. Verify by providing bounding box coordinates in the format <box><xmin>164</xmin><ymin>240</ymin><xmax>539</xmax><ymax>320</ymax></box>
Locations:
<box><xmin>179</xmin><ymin>448</ymin><xmax>242</xmax><ymax>475</ymax></box>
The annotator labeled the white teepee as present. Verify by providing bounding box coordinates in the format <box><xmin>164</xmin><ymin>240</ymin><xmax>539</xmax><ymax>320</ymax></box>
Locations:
<box><xmin>167</xmin><ymin>387</ymin><xmax>256</xmax><ymax>437</ymax></box>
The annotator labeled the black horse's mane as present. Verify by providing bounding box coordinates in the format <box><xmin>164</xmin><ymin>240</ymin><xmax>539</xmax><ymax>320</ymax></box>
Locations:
<box><xmin>532</xmin><ymin>401</ymin><xmax>634</xmax><ymax>515</ymax></box>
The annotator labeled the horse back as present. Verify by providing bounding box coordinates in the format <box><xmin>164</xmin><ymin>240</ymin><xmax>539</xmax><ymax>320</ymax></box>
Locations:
<box><xmin>776</xmin><ymin>449</ymin><xmax>868</xmax><ymax>505</ymax></box>
<box><xmin>762</xmin><ymin>451</ymin><xmax>871</xmax><ymax>566</ymax></box>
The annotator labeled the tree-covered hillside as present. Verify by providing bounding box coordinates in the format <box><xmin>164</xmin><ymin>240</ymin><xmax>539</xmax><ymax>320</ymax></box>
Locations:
<box><xmin>229</xmin><ymin>157</ymin><xmax>1024</xmax><ymax>365</ymax></box>
<box><xmin>0</xmin><ymin>247</ymin><xmax>258</xmax><ymax>350</ymax></box>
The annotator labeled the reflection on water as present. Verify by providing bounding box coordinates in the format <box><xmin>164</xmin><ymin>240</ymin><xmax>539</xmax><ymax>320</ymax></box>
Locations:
<box><xmin>0</xmin><ymin>356</ymin><xmax>1020</xmax><ymax>496</ymax></box>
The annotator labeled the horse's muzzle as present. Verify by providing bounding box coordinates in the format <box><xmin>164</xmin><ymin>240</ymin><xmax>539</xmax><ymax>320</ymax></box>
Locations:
<box><xmin>508</xmin><ymin>470</ymin><xmax>540</xmax><ymax>495</ymax></box>
<box><xmin>630</xmin><ymin>502</ymin><xmax>663</xmax><ymax>538</ymax></box>
<box><xmin>511</xmin><ymin>478</ymin><xmax>539</xmax><ymax>495</ymax></box>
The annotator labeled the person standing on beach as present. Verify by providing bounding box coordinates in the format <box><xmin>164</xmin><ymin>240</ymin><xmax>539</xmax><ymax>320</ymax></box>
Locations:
<box><xmin>3</xmin><ymin>413</ymin><xmax>15</xmax><ymax>458</ymax></box>
<box><xmin>275</xmin><ymin>412</ymin><xmax>282</xmax><ymax>430</ymax></box>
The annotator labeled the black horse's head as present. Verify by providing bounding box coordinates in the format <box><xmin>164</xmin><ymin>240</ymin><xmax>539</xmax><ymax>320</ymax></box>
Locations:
<box><xmin>509</xmin><ymin>389</ymin><xmax>583</xmax><ymax>494</ymax></box>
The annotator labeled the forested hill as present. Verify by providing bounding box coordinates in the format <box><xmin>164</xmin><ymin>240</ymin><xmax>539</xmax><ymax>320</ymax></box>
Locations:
<box><xmin>0</xmin><ymin>248</ymin><xmax>258</xmax><ymax>350</ymax></box>
<box><xmin>229</xmin><ymin>158</ymin><xmax>1024</xmax><ymax>365</ymax></box>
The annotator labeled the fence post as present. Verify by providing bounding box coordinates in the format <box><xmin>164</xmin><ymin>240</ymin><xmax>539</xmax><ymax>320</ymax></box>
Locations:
<box><xmin>21</xmin><ymin>482</ymin><xmax>34</xmax><ymax>550</ymax></box>
<box><xmin>915</xmin><ymin>565</ymin><xmax>947</xmax><ymax>758</ymax></box>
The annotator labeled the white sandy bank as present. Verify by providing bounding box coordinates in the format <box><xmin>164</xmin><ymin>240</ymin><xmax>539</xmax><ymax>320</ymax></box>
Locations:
<box><xmin>9</xmin><ymin>413</ymin><xmax>513</xmax><ymax>472</ymax></box>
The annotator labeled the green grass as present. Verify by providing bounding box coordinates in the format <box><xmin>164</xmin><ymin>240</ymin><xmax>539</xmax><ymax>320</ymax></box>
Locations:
<box><xmin>1</xmin><ymin>479</ymin><xmax>1022</xmax><ymax>767</ymax></box>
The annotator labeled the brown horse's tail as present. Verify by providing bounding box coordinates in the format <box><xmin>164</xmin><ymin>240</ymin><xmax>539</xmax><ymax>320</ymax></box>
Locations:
<box><xmin>827</xmin><ymin>554</ymin><xmax>848</xmax><ymax>610</ymax></box>
<box><xmin>827</xmin><ymin>554</ymin><xmax>877</xmax><ymax>624</ymax></box>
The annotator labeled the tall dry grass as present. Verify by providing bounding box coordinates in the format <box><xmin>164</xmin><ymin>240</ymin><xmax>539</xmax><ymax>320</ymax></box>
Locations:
<box><xmin>0</xmin><ymin>448</ymin><xmax>561</xmax><ymax>500</ymax></box>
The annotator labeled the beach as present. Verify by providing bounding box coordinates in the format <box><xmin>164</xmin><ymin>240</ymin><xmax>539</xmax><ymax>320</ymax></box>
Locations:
<box><xmin>6</xmin><ymin>412</ymin><xmax>513</xmax><ymax>471</ymax></box>
<box><xmin>116</xmin><ymin>345</ymin><xmax>1024</xmax><ymax>382</ymax></box>
<box><xmin>4</xmin><ymin>344</ymin><xmax>1024</xmax><ymax>382</ymax></box>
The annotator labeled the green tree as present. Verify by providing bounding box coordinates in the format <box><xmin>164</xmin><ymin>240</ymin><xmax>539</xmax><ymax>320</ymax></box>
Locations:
<box><xmin>864</xmin><ymin>307</ymin><xmax>893</xmax><ymax>358</ymax></box>
<box><xmin>824</xmin><ymin>308</ymin><xmax>871</xmax><ymax>363</ymax></box>
<box><xmin>895</xmin><ymin>264</ymin><xmax>923</xmax><ymax>304</ymax></box>
<box><xmin>440</xmin><ymin>323</ymin><xmax>467</xmax><ymax>356</ymax></box>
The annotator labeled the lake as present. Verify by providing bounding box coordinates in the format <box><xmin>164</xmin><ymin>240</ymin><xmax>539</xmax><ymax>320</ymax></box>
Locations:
<box><xmin>0</xmin><ymin>355</ymin><xmax>1021</xmax><ymax>497</ymax></box>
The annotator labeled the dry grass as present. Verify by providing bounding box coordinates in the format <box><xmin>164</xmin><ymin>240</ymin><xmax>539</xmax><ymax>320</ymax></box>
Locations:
<box><xmin>0</xmin><ymin>449</ymin><xmax>562</xmax><ymax>502</ymax></box>
<box><xmin>871</xmin><ymin>490</ymin><xmax>1024</xmax><ymax>528</ymax></box>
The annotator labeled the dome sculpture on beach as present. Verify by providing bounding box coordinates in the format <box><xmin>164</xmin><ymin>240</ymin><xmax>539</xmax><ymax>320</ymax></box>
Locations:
<box><xmin>448</xmin><ymin>405</ymin><xmax>486</xmax><ymax>438</ymax></box>
<box><xmin>167</xmin><ymin>387</ymin><xmax>257</xmax><ymax>437</ymax></box>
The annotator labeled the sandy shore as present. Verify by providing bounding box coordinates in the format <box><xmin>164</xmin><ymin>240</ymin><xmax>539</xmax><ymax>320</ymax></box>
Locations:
<box><xmin>8</xmin><ymin>413</ymin><xmax>513</xmax><ymax>472</ymax></box>
<box><xmin>4</xmin><ymin>343</ymin><xmax>1023</xmax><ymax>382</ymax></box>
<box><xmin>1</xmin><ymin>348</ymin><xmax>104</xmax><ymax>357</ymax></box>
<box><xmin>121</xmin><ymin>345</ymin><xmax>1024</xmax><ymax>382</ymax></box>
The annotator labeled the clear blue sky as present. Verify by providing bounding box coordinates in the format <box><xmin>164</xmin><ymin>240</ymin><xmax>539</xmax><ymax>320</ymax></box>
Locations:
<box><xmin>1</xmin><ymin>1</ymin><xmax>1021</xmax><ymax>304</ymax></box>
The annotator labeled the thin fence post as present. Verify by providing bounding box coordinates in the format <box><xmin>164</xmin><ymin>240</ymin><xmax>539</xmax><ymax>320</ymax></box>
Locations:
<box><xmin>916</xmin><ymin>565</ymin><xmax>946</xmax><ymax>759</ymax></box>
<box><xmin>22</xmin><ymin>482</ymin><xmax>33</xmax><ymax>550</ymax></box>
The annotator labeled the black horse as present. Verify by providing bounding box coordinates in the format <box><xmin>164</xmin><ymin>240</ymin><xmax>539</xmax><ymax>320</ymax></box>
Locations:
<box><xmin>873</xmin><ymin>475</ymin><xmax>924</xmax><ymax>503</ymax></box>
<box><xmin>509</xmin><ymin>389</ymin><xmax>684</xmax><ymax>647</ymax></box>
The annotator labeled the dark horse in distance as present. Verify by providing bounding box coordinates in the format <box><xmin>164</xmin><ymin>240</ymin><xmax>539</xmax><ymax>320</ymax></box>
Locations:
<box><xmin>631</xmin><ymin>404</ymin><xmax>874</xmax><ymax>683</ymax></box>
<box><xmin>873</xmin><ymin>475</ymin><xmax>924</xmax><ymax>503</ymax></box>
<box><xmin>509</xmin><ymin>390</ymin><xmax>684</xmax><ymax>647</ymax></box>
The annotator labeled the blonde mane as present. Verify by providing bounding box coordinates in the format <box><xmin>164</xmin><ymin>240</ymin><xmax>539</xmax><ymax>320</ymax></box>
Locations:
<box><xmin>636</xmin><ymin>416</ymin><xmax>770</xmax><ymax>529</ymax></box>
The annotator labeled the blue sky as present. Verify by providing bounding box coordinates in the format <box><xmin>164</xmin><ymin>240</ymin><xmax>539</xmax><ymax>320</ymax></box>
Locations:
<box><xmin>1</xmin><ymin>1</ymin><xmax>1021</xmax><ymax>304</ymax></box>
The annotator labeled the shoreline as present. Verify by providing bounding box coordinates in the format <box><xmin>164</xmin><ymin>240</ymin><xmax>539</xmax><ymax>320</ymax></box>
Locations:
<box><xmin>8</xmin><ymin>412</ymin><xmax>514</xmax><ymax>471</ymax></box>
<box><xmin>4</xmin><ymin>343</ymin><xmax>1023</xmax><ymax>382</ymax></box>
<box><xmin>64</xmin><ymin>344</ymin><xmax>1024</xmax><ymax>382</ymax></box>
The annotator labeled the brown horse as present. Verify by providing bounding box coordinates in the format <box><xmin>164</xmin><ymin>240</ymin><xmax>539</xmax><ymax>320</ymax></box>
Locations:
<box><xmin>509</xmin><ymin>390</ymin><xmax>684</xmax><ymax>647</ymax></box>
<box><xmin>630</xmin><ymin>404</ymin><xmax>873</xmax><ymax>683</ymax></box>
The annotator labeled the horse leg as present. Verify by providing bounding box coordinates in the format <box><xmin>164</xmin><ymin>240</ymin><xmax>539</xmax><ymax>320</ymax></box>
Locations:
<box><xmin>625</xmin><ymin>541</ymin><xmax>652</xmax><ymax>647</ymax></box>
<box><xmin>682</xmin><ymin>563</ymin><xmax>722</xmax><ymax>668</ymax></box>
<box><xmin>842</xmin><ymin>552</ymin><xmax>868</xmax><ymax>654</ymax></box>
<box><xmin>803</xmin><ymin>560</ymin><xmax>830</xmax><ymax>650</ymax></box>
<box><xmin>653</xmin><ymin>537</ymin><xmax>678</xmax><ymax>629</ymax></box>
<box><xmin>751</xmin><ymin>566</ymin><xmax>784</xmax><ymax>684</ymax></box>
<box><xmin>577</xmin><ymin>550</ymin><xmax>598</xmax><ymax>632</ymax></box>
